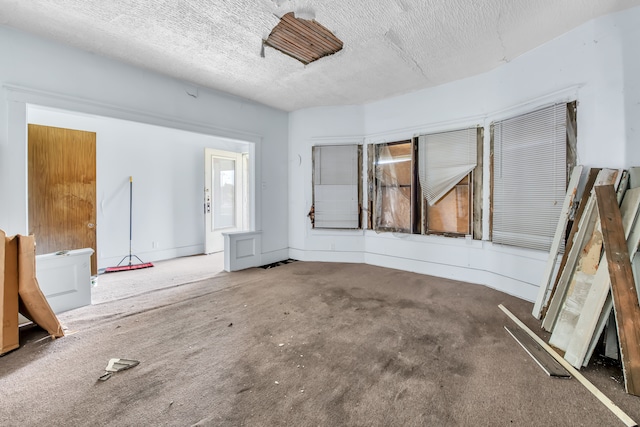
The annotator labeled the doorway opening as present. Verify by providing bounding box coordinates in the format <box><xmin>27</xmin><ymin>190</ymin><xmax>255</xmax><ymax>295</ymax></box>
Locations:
<box><xmin>204</xmin><ymin>148</ymin><xmax>250</xmax><ymax>253</ymax></box>
<box><xmin>23</xmin><ymin>104</ymin><xmax>256</xmax><ymax>305</ymax></box>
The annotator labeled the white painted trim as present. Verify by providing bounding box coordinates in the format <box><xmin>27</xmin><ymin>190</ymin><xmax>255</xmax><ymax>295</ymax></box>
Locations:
<box><xmin>223</xmin><ymin>231</ymin><xmax>262</xmax><ymax>271</ymax></box>
<box><xmin>289</xmin><ymin>248</ymin><xmax>365</xmax><ymax>264</ymax></box>
<box><xmin>364</xmin><ymin>252</ymin><xmax>538</xmax><ymax>301</ymax></box>
<box><xmin>289</xmin><ymin>246</ymin><xmax>539</xmax><ymax>301</ymax></box>
<box><xmin>36</xmin><ymin>248</ymin><xmax>93</xmax><ymax>314</ymax></box>
<box><xmin>259</xmin><ymin>247</ymin><xmax>290</xmax><ymax>266</ymax></box>
<box><xmin>310</xmin><ymin>136</ymin><xmax>364</xmax><ymax>145</ymax></box>
<box><xmin>205</xmin><ymin>148</ymin><xmax>247</xmax><ymax>253</ymax></box>
<box><xmin>4</xmin><ymin>84</ymin><xmax>262</xmax><ymax>144</ymax></box>
<box><xmin>362</xmin><ymin>86</ymin><xmax>579</xmax><ymax>146</ymax></box>
<box><xmin>485</xmin><ymin>85</ymin><xmax>581</xmax><ymax>124</ymax></box>
<box><xmin>364</xmin><ymin>115</ymin><xmax>486</xmax><ymax>145</ymax></box>
<box><xmin>309</xmin><ymin>229</ymin><xmax>365</xmax><ymax>237</ymax></box>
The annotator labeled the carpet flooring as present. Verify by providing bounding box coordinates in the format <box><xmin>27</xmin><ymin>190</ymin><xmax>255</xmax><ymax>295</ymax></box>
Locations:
<box><xmin>1</xmin><ymin>261</ymin><xmax>638</xmax><ymax>426</ymax></box>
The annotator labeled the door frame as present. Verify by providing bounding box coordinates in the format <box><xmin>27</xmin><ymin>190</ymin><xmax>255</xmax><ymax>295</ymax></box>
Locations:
<box><xmin>204</xmin><ymin>148</ymin><xmax>249</xmax><ymax>253</ymax></box>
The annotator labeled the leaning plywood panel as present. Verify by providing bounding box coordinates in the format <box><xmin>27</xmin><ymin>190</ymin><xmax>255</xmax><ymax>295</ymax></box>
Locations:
<box><xmin>583</xmin><ymin>295</ymin><xmax>615</xmax><ymax>367</ymax></box>
<box><xmin>1</xmin><ymin>231</ymin><xmax>19</xmax><ymax>354</ymax></box>
<box><xmin>542</xmin><ymin>169</ymin><xmax>620</xmax><ymax>331</ymax></box>
<box><xmin>17</xmin><ymin>235</ymin><xmax>63</xmax><ymax>338</ymax></box>
<box><xmin>549</xmin><ymin>214</ymin><xmax>604</xmax><ymax>350</ymax></box>
<box><xmin>532</xmin><ymin>165</ymin><xmax>583</xmax><ymax>319</ymax></box>
<box><xmin>596</xmin><ymin>185</ymin><xmax>640</xmax><ymax>396</ymax></box>
<box><xmin>579</xmin><ymin>171</ymin><xmax>640</xmax><ymax>367</ymax></box>
<box><xmin>565</xmin><ymin>187</ymin><xmax>640</xmax><ymax>368</ymax></box>
<box><xmin>541</xmin><ymin>168</ymin><xmax>601</xmax><ymax>320</ymax></box>
<box><xmin>617</xmin><ymin>171</ymin><xmax>631</xmax><ymax>203</ymax></box>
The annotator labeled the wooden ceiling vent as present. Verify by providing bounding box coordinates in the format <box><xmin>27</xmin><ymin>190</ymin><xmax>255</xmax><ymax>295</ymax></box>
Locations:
<box><xmin>264</xmin><ymin>12</ymin><xmax>343</xmax><ymax>65</ymax></box>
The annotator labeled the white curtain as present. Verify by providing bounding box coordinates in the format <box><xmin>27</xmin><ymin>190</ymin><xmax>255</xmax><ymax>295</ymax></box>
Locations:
<box><xmin>418</xmin><ymin>128</ymin><xmax>477</xmax><ymax>206</ymax></box>
<box><xmin>493</xmin><ymin>103</ymin><xmax>567</xmax><ymax>251</ymax></box>
<box><xmin>313</xmin><ymin>145</ymin><xmax>359</xmax><ymax>229</ymax></box>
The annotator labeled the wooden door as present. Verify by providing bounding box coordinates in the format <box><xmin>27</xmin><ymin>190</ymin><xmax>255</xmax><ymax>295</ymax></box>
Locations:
<box><xmin>28</xmin><ymin>124</ymin><xmax>97</xmax><ymax>275</ymax></box>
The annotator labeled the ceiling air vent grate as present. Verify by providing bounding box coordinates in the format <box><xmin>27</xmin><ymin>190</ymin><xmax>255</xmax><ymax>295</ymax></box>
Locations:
<box><xmin>264</xmin><ymin>12</ymin><xmax>343</xmax><ymax>65</ymax></box>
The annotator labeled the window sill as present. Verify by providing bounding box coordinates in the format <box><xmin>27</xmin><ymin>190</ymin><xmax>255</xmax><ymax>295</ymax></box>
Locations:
<box><xmin>309</xmin><ymin>228</ymin><xmax>365</xmax><ymax>237</ymax></box>
<box><xmin>364</xmin><ymin>229</ymin><xmax>482</xmax><ymax>247</ymax></box>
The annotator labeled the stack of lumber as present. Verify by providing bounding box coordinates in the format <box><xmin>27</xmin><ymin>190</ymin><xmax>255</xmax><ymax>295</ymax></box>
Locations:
<box><xmin>533</xmin><ymin>167</ymin><xmax>640</xmax><ymax>396</ymax></box>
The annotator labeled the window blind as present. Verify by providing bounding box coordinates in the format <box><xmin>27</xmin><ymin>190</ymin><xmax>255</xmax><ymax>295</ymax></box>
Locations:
<box><xmin>493</xmin><ymin>103</ymin><xmax>567</xmax><ymax>251</ymax></box>
<box><xmin>313</xmin><ymin>145</ymin><xmax>360</xmax><ymax>229</ymax></box>
<box><xmin>418</xmin><ymin>128</ymin><xmax>477</xmax><ymax>206</ymax></box>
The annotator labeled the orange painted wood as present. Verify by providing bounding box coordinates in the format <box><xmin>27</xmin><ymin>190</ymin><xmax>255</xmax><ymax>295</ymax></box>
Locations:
<box><xmin>596</xmin><ymin>184</ymin><xmax>640</xmax><ymax>396</ymax></box>
<box><xmin>28</xmin><ymin>124</ymin><xmax>97</xmax><ymax>275</ymax></box>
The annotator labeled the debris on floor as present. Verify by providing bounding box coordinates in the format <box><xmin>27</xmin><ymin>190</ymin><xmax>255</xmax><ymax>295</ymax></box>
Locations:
<box><xmin>98</xmin><ymin>372</ymin><xmax>112</xmax><ymax>382</ymax></box>
<box><xmin>259</xmin><ymin>259</ymin><xmax>297</xmax><ymax>269</ymax></box>
<box><xmin>501</xmin><ymin>168</ymin><xmax>640</xmax><ymax>426</ymax></box>
<box><xmin>106</xmin><ymin>358</ymin><xmax>139</xmax><ymax>372</ymax></box>
<box><xmin>98</xmin><ymin>358</ymin><xmax>139</xmax><ymax>381</ymax></box>
<box><xmin>500</xmin><ymin>304</ymin><xmax>637</xmax><ymax>427</ymax></box>
<box><xmin>504</xmin><ymin>324</ymin><xmax>570</xmax><ymax>378</ymax></box>
<box><xmin>532</xmin><ymin>168</ymin><xmax>640</xmax><ymax>396</ymax></box>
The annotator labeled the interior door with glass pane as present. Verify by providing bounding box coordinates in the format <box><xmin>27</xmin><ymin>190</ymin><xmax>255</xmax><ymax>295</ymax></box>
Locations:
<box><xmin>204</xmin><ymin>148</ymin><xmax>244</xmax><ymax>253</ymax></box>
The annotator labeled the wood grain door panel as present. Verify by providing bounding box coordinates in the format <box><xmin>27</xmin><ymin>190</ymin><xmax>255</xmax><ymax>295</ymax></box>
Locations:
<box><xmin>28</xmin><ymin>124</ymin><xmax>97</xmax><ymax>275</ymax></box>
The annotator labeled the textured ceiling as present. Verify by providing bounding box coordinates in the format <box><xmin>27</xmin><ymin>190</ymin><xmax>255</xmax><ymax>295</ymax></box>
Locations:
<box><xmin>1</xmin><ymin>0</ymin><xmax>639</xmax><ymax>111</ymax></box>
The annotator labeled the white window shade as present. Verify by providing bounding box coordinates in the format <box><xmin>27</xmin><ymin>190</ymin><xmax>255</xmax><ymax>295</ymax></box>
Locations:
<box><xmin>493</xmin><ymin>103</ymin><xmax>567</xmax><ymax>251</ymax></box>
<box><xmin>418</xmin><ymin>128</ymin><xmax>477</xmax><ymax>205</ymax></box>
<box><xmin>313</xmin><ymin>145</ymin><xmax>360</xmax><ymax>229</ymax></box>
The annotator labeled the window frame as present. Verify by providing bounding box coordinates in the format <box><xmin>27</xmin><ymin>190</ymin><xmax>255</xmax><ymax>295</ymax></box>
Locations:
<box><xmin>310</xmin><ymin>143</ymin><xmax>363</xmax><ymax>230</ymax></box>
<box><xmin>416</xmin><ymin>127</ymin><xmax>483</xmax><ymax>238</ymax></box>
<box><xmin>489</xmin><ymin>101</ymin><xmax>577</xmax><ymax>251</ymax></box>
<box><xmin>368</xmin><ymin>127</ymin><xmax>483</xmax><ymax>238</ymax></box>
<box><xmin>371</xmin><ymin>139</ymin><xmax>415</xmax><ymax>233</ymax></box>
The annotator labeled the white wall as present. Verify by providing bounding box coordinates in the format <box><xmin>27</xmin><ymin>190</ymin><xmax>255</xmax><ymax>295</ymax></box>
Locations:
<box><xmin>289</xmin><ymin>7</ymin><xmax>640</xmax><ymax>301</ymax></box>
<box><xmin>620</xmin><ymin>10</ymin><xmax>640</xmax><ymax>165</ymax></box>
<box><xmin>0</xmin><ymin>25</ymin><xmax>289</xmax><ymax>268</ymax></box>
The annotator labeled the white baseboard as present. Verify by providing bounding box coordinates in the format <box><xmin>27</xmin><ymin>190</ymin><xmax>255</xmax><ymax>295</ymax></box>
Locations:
<box><xmin>260</xmin><ymin>248</ymin><xmax>291</xmax><ymax>265</ymax></box>
<box><xmin>290</xmin><ymin>248</ymin><xmax>537</xmax><ymax>302</ymax></box>
<box><xmin>289</xmin><ymin>248</ymin><xmax>365</xmax><ymax>264</ymax></box>
<box><xmin>99</xmin><ymin>245</ymin><xmax>203</xmax><ymax>271</ymax></box>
